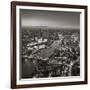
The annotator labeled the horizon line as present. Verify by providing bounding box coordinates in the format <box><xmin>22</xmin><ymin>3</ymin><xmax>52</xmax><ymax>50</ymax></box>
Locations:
<box><xmin>21</xmin><ymin>26</ymin><xmax>80</xmax><ymax>30</ymax></box>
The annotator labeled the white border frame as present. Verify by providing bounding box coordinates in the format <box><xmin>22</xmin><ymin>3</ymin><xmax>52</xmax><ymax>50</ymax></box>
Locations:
<box><xmin>16</xmin><ymin>6</ymin><xmax>85</xmax><ymax>85</ymax></box>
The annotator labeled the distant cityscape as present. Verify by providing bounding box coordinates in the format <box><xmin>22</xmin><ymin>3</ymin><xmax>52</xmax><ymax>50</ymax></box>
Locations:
<box><xmin>21</xmin><ymin>26</ymin><xmax>80</xmax><ymax>78</ymax></box>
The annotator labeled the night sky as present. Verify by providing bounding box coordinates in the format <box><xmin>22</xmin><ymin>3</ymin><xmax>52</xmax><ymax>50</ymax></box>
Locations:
<box><xmin>20</xmin><ymin>9</ymin><xmax>80</xmax><ymax>29</ymax></box>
